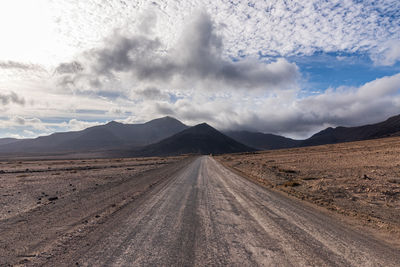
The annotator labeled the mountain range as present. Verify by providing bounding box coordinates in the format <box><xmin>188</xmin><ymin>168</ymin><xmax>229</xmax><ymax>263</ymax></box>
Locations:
<box><xmin>301</xmin><ymin>114</ymin><xmax>400</xmax><ymax>146</ymax></box>
<box><xmin>0</xmin><ymin>117</ymin><xmax>188</xmax><ymax>155</ymax></box>
<box><xmin>224</xmin><ymin>130</ymin><xmax>301</xmax><ymax>150</ymax></box>
<box><xmin>133</xmin><ymin>123</ymin><xmax>255</xmax><ymax>157</ymax></box>
<box><xmin>1</xmin><ymin>114</ymin><xmax>400</xmax><ymax>157</ymax></box>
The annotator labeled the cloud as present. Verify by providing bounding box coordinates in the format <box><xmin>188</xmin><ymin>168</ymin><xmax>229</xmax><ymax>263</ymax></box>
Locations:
<box><xmin>12</xmin><ymin>116</ymin><xmax>26</xmax><ymax>125</ymax></box>
<box><xmin>55</xmin><ymin>12</ymin><xmax>299</xmax><ymax>94</ymax></box>
<box><xmin>11</xmin><ymin>116</ymin><xmax>46</xmax><ymax>130</ymax></box>
<box><xmin>0</xmin><ymin>60</ymin><xmax>42</xmax><ymax>71</ymax></box>
<box><xmin>0</xmin><ymin>116</ymin><xmax>104</xmax><ymax>138</ymax></box>
<box><xmin>210</xmin><ymin>1</ymin><xmax>400</xmax><ymax>64</ymax></box>
<box><xmin>54</xmin><ymin>61</ymin><xmax>84</xmax><ymax>74</ymax></box>
<box><xmin>64</xmin><ymin>119</ymin><xmax>102</xmax><ymax>131</ymax></box>
<box><xmin>238</xmin><ymin>73</ymin><xmax>400</xmax><ymax>137</ymax></box>
<box><xmin>145</xmin><ymin>73</ymin><xmax>400</xmax><ymax>138</ymax></box>
<box><xmin>371</xmin><ymin>40</ymin><xmax>400</xmax><ymax>66</ymax></box>
<box><xmin>173</xmin><ymin>13</ymin><xmax>299</xmax><ymax>88</ymax></box>
<box><xmin>0</xmin><ymin>116</ymin><xmax>49</xmax><ymax>134</ymax></box>
<box><xmin>137</xmin><ymin>10</ymin><xmax>158</xmax><ymax>35</ymax></box>
<box><xmin>134</xmin><ymin>87</ymin><xmax>170</xmax><ymax>100</ymax></box>
<box><xmin>2</xmin><ymin>72</ymin><xmax>400</xmax><ymax>139</ymax></box>
<box><xmin>0</xmin><ymin>91</ymin><xmax>25</xmax><ymax>105</ymax></box>
<box><xmin>107</xmin><ymin>108</ymin><xmax>131</xmax><ymax>116</ymax></box>
<box><xmin>294</xmin><ymin>73</ymin><xmax>400</xmax><ymax>125</ymax></box>
<box><xmin>1</xmin><ymin>0</ymin><xmax>398</xmax><ymax>70</ymax></box>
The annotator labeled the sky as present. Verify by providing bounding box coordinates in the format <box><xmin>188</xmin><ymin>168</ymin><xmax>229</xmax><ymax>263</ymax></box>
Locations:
<box><xmin>0</xmin><ymin>0</ymin><xmax>400</xmax><ymax>139</ymax></box>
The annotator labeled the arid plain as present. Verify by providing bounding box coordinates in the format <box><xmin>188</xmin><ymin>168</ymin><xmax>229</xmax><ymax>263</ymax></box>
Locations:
<box><xmin>0</xmin><ymin>156</ymin><xmax>189</xmax><ymax>265</ymax></box>
<box><xmin>217</xmin><ymin>136</ymin><xmax>400</xmax><ymax>247</ymax></box>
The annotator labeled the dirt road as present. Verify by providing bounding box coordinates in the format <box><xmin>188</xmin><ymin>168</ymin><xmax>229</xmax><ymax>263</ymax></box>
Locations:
<box><xmin>2</xmin><ymin>156</ymin><xmax>400</xmax><ymax>266</ymax></box>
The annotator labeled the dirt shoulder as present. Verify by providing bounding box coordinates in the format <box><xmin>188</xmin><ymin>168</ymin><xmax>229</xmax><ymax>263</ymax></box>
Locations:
<box><xmin>0</xmin><ymin>155</ymin><xmax>192</xmax><ymax>266</ymax></box>
<box><xmin>216</xmin><ymin>136</ymin><xmax>400</xmax><ymax>247</ymax></box>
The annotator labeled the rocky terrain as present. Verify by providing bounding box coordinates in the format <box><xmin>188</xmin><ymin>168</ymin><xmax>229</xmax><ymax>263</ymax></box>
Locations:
<box><xmin>0</xmin><ymin>155</ymin><xmax>191</xmax><ymax>265</ymax></box>
<box><xmin>217</xmin><ymin>136</ymin><xmax>400</xmax><ymax>247</ymax></box>
<box><xmin>0</xmin><ymin>156</ymin><xmax>185</xmax><ymax>221</ymax></box>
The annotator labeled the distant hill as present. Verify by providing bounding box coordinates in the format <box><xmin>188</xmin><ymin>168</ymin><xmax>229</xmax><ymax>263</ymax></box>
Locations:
<box><xmin>133</xmin><ymin>123</ymin><xmax>256</xmax><ymax>156</ymax></box>
<box><xmin>0</xmin><ymin>116</ymin><xmax>188</xmax><ymax>155</ymax></box>
<box><xmin>302</xmin><ymin>114</ymin><xmax>400</xmax><ymax>146</ymax></box>
<box><xmin>0</xmin><ymin>138</ymin><xmax>19</xmax><ymax>146</ymax></box>
<box><xmin>225</xmin><ymin>130</ymin><xmax>301</xmax><ymax>150</ymax></box>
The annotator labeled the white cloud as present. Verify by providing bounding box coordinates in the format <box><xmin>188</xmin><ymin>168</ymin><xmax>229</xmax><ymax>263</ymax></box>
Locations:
<box><xmin>142</xmin><ymin>73</ymin><xmax>400</xmax><ymax>138</ymax></box>
<box><xmin>1</xmin><ymin>72</ymin><xmax>400</xmax><ymax>139</ymax></box>
<box><xmin>1</xmin><ymin>1</ymin><xmax>398</xmax><ymax>67</ymax></box>
<box><xmin>0</xmin><ymin>116</ymin><xmax>47</xmax><ymax>133</ymax></box>
<box><xmin>10</xmin><ymin>116</ymin><xmax>47</xmax><ymax>131</ymax></box>
<box><xmin>0</xmin><ymin>60</ymin><xmax>43</xmax><ymax>71</ymax></box>
<box><xmin>371</xmin><ymin>40</ymin><xmax>400</xmax><ymax>66</ymax></box>
<box><xmin>54</xmin><ymin>12</ymin><xmax>299</xmax><ymax>95</ymax></box>
<box><xmin>63</xmin><ymin>119</ymin><xmax>103</xmax><ymax>131</ymax></box>
<box><xmin>0</xmin><ymin>91</ymin><xmax>25</xmax><ymax>105</ymax></box>
<box><xmin>22</xmin><ymin>129</ymin><xmax>36</xmax><ymax>137</ymax></box>
<box><xmin>0</xmin><ymin>116</ymin><xmax>104</xmax><ymax>138</ymax></box>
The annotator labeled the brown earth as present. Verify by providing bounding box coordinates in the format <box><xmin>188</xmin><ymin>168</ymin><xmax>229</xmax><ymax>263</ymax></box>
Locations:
<box><xmin>216</xmin><ymin>136</ymin><xmax>400</xmax><ymax>247</ymax></box>
<box><xmin>0</xmin><ymin>155</ymin><xmax>189</xmax><ymax>265</ymax></box>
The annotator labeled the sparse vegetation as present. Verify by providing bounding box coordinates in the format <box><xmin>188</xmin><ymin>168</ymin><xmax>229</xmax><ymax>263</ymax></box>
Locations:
<box><xmin>282</xmin><ymin>180</ymin><xmax>301</xmax><ymax>187</ymax></box>
<box><xmin>217</xmin><ymin>136</ymin><xmax>400</xmax><ymax>243</ymax></box>
<box><xmin>302</xmin><ymin>177</ymin><xmax>319</xmax><ymax>181</ymax></box>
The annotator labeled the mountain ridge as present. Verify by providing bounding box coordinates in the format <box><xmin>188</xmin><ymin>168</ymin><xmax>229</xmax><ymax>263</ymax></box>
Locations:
<box><xmin>1</xmin><ymin>114</ymin><xmax>400</xmax><ymax>157</ymax></box>
<box><xmin>224</xmin><ymin>130</ymin><xmax>301</xmax><ymax>150</ymax></box>
<box><xmin>302</xmin><ymin>114</ymin><xmax>400</xmax><ymax>146</ymax></box>
<box><xmin>0</xmin><ymin>116</ymin><xmax>188</xmax><ymax>155</ymax></box>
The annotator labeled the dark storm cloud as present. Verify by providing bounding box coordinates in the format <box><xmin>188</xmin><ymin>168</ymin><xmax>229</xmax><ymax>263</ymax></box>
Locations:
<box><xmin>91</xmin><ymin>35</ymin><xmax>175</xmax><ymax>80</ymax></box>
<box><xmin>56</xmin><ymin>12</ymin><xmax>298</xmax><ymax>92</ymax></box>
<box><xmin>174</xmin><ymin>13</ymin><xmax>298</xmax><ymax>88</ymax></box>
<box><xmin>0</xmin><ymin>91</ymin><xmax>25</xmax><ymax>106</ymax></box>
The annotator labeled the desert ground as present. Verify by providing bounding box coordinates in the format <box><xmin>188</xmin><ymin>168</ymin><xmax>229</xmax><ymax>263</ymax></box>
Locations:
<box><xmin>0</xmin><ymin>156</ymin><xmax>187</xmax><ymax>265</ymax></box>
<box><xmin>217</xmin><ymin>136</ymin><xmax>400</xmax><ymax>247</ymax></box>
<box><xmin>1</xmin><ymin>140</ymin><xmax>400</xmax><ymax>266</ymax></box>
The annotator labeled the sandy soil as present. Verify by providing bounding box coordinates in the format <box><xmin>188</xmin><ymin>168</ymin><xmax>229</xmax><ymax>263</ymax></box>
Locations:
<box><xmin>0</xmin><ymin>157</ymin><xmax>184</xmax><ymax>221</ymax></box>
<box><xmin>216</xmin><ymin>136</ymin><xmax>400</xmax><ymax>247</ymax></box>
<box><xmin>0</xmin><ymin>155</ymin><xmax>191</xmax><ymax>265</ymax></box>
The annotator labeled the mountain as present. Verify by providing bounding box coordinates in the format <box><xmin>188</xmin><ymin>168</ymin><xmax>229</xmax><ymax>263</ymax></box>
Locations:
<box><xmin>0</xmin><ymin>138</ymin><xmax>19</xmax><ymax>146</ymax></box>
<box><xmin>225</xmin><ymin>130</ymin><xmax>301</xmax><ymax>150</ymax></box>
<box><xmin>0</xmin><ymin>116</ymin><xmax>188</xmax><ymax>155</ymax></box>
<box><xmin>225</xmin><ymin>114</ymin><xmax>400</xmax><ymax>149</ymax></box>
<box><xmin>99</xmin><ymin>116</ymin><xmax>189</xmax><ymax>144</ymax></box>
<box><xmin>2</xmin><ymin>114</ymin><xmax>400</xmax><ymax>157</ymax></box>
<box><xmin>133</xmin><ymin>123</ymin><xmax>256</xmax><ymax>157</ymax></box>
<box><xmin>302</xmin><ymin>114</ymin><xmax>400</xmax><ymax>146</ymax></box>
